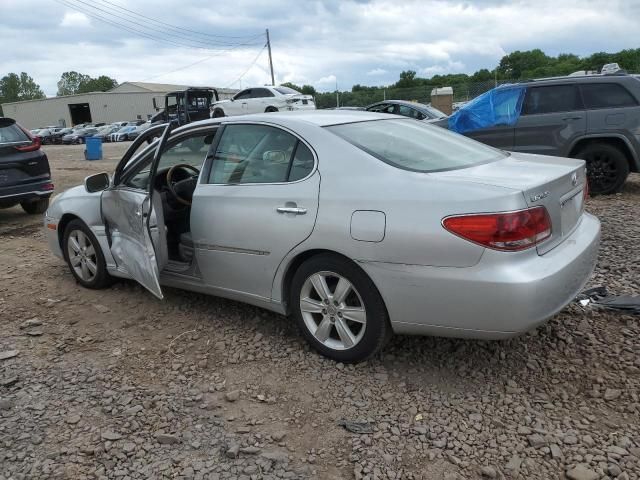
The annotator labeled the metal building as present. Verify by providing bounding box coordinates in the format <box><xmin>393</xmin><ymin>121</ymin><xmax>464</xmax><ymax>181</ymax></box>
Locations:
<box><xmin>1</xmin><ymin>82</ymin><xmax>237</xmax><ymax>129</ymax></box>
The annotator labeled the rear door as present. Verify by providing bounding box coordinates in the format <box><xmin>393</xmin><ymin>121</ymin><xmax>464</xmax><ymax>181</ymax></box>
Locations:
<box><xmin>249</xmin><ymin>88</ymin><xmax>275</xmax><ymax>113</ymax></box>
<box><xmin>191</xmin><ymin>122</ymin><xmax>319</xmax><ymax>300</ymax></box>
<box><xmin>513</xmin><ymin>84</ymin><xmax>586</xmax><ymax>157</ymax></box>
<box><xmin>579</xmin><ymin>81</ymin><xmax>640</xmax><ymax>139</ymax></box>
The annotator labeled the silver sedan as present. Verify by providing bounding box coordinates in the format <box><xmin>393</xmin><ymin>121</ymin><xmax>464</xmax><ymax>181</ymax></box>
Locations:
<box><xmin>44</xmin><ymin>111</ymin><xmax>600</xmax><ymax>363</ymax></box>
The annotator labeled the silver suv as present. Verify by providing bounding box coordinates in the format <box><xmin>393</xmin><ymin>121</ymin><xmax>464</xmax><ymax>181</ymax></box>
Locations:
<box><xmin>440</xmin><ymin>74</ymin><xmax>640</xmax><ymax>195</ymax></box>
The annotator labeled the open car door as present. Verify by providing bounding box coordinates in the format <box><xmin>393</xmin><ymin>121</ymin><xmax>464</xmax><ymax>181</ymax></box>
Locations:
<box><xmin>101</xmin><ymin>124</ymin><xmax>172</xmax><ymax>299</ymax></box>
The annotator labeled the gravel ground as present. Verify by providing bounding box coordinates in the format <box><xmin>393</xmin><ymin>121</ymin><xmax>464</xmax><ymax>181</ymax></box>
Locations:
<box><xmin>1</xmin><ymin>143</ymin><xmax>639</xmax><ymax>480</ymax></box>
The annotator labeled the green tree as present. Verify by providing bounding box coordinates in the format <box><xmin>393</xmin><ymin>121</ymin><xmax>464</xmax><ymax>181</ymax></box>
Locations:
<box><xmin>395</xmin><ymin>70</ymin><xmax>418</xmax><ymax>88</ymax></box>
<box><xmin>0</xmin><ymin>72</ymin><xmax>45</xmax><ymax>115</ymax></box>
<box><xmin>78</xmin><ymin>75</ymin><xmax>118</xmax><ymax>94</ymax></box>
<box><xmin>57</xmin><ymin>71</ymin><xmax>91</xmax><ymax>96</ymax></box>
<box><xmin>497</xmin><ymin>49</ymin><xmax>550</xmax><ymax>78</ymax></box>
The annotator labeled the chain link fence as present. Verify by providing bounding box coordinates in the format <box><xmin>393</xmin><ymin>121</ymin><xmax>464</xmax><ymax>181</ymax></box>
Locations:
<box><xmin>314</xmin><ymin>79</ymin><xmax>519</xmax><ymax>109</ymax></box>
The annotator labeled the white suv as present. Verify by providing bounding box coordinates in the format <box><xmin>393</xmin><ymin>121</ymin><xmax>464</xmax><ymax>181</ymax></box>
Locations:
<box><xmin>211</xmin><ymin>86</ymin><xmax>315</xmax><ymax>117</ymax></box>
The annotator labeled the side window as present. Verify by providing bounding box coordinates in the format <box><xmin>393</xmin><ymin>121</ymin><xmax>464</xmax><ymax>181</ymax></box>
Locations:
<box><xmin>208</xmin><ymin>124</ymin><xmax>310</xmax><ymax>184</ymax></box>
<box><xmin>123</xmin><ymin>131</ymin><xmax>212</xmax><ymax>190</ymax></box>
<box><xmin>398</xmin><ymin>105</ymin><xmax>425</xmax><ymax>120</ymax></box>
<box><xmin>580</xmin><ymin>83</ymin><xmax>639</xmax><ymax>109</ymax></box>
<box><xmin>288</xmin><ymin>142</ymin><xmax>314</xmax><ymax>181</ymax></box>
<box><xmin>367</xmin><ymin>104</ymin><xmax>386</xmax><ymax>113</ymax></box>
<box><xmin>234</xmin><ymin>89</ymin><xmax>252</xmax><ymax>100</ymax></box>
<box><xmin>522</xmin><ymin>85</ymin><xmax>582</xmax><ymax>115</ymax></box>
<box><xmin>252</xmin><ymin>88</ymin><xmax>274</xmax><ymax>98</ymax></box>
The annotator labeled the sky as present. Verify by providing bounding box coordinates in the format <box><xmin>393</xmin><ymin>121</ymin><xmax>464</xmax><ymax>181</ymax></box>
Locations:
<box><xmin>1</xmin><ymin>0</ymin><xmax>640</xmax><ymax>96</ymax></box>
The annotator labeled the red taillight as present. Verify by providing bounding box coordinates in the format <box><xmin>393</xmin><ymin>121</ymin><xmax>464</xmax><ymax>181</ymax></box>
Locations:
<box><xmin>583</xmin><ymin>181</ymin><xmax>589</xmax><ymax>201</ymax></box>
<box><xmin>15</xmin><ymin>127</ymin><xmax>41</xmax><ymax>152</ymax></box>
<box><xmin>41</xmin><ymin>183</ymin><xmax>54</xmax><ymax>191</ymax></box>
<box><xmin>443</xmin><ymin>207</ymin><xmax>551</xmax><ymax>251</ymax></box>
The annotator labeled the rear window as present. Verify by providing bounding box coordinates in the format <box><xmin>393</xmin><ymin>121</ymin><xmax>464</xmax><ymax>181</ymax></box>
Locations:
<box><xmin>0</xmin><ymin>123</ymin><xmax>30</xmax><ymax>144</ymax></box>
<box><xmin>327</xmin><ymin>119</ymin><xmax>506</xmax><ymax>172</ymax></box>
<box><xmin>580</xmin><ymin>83</ymin><xmax>638</xmax><ymax>109</ymax></box>
<box><xmin>274</xmin><ymin>87</ymin><xmax>299</xmax><ymax>95</ymax></box>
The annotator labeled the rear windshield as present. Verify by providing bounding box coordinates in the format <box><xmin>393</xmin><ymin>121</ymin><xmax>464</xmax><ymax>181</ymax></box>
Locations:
<box><xmin>274</xmin><ymin>87</ymin><xmax>299</xmax><ymax>95</ymax></box>
<box><xmin>0</xmin><ymin>123</ymin><xmax>30</xmax><ymax>144</ymax></box>
<box><xmin>327</xmin><ymin>119</ymin><xmax>506</xmax><ymax>172</ymax></box>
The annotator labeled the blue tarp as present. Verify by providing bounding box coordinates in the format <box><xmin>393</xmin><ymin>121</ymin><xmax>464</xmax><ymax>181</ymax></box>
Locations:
<box><xmin>448</xmin><ymin>84</ymin><xmax>526</xmax><ymax>134</ymax></box>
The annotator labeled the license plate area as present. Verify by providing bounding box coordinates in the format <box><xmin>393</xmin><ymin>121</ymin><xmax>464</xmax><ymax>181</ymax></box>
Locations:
<box><xmin>560</xmin><ymin>190</ymin><xmax>583</xmax><ymax>236</ymax></box>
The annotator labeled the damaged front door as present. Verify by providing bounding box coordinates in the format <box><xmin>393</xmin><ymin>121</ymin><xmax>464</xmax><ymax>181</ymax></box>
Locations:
<box><xmin>101</xmin><ymin>124</ymin><xmax>172</xmax><ymax>299</ymax></box>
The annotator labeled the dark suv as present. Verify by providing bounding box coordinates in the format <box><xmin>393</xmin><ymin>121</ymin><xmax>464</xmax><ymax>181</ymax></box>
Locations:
<box><xmin>440</xmin><ymin>74</ymin><xmax>640</xmax><ymax>195</ymax></box>
<box><xmin>0</xmin><ymin>117</ymin><xmax>54</xmax><ymax>214</ymax></box>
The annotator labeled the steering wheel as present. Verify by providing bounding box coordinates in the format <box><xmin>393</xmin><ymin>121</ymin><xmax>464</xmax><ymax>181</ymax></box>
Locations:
<box><xmin>166</xmin><ymin>164</ymin><xmax>200</xmax><ymax>206</ymax></box>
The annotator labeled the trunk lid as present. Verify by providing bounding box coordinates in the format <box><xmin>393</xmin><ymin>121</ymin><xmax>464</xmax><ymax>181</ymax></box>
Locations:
<box><xmin>435</xmin><ymin>152</ymin><xmax>587</xmax><ymax>254</ymax></box>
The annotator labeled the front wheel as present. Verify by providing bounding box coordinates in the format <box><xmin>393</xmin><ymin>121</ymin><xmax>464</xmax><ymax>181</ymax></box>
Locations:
<box><xmin>290</xmin><ymin>254</ymin><xmax>391</xmax><ymax>363</ymax></box>
<box><xmin>575</xmin><ymin>143</ymin><xmax>629</xmax><ymax>195</ymax></box>
<box><xmin>21</xmin><ymin>198</ymin><xmax>49</xmax><ymax>214</ymax></box>
<box><xmin>63</xmin><ymin>219</ymin><xmax>113</xmax><ymax>289</ymax></box>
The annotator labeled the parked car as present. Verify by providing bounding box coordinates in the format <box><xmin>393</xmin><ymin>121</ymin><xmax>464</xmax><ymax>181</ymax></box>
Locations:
<box><xmin>44</xmin><ymin>112</ymin><xmax>599</xmax><ymax>363</ymax></box>
<box><xmin>110</xmin><ymin>126</ymin><xmax>137</xmax><ymax>142</ymax></box>
<box><xmin>127</xmin><ymin>123</ymin><xmax>151</xmax><ymax>140</ymax></box>
<box><xmin>32</xmin><ymin>128</ymin><xmax>59</xmax><ymax>145</ymax></box>
<box><xmin>62</xmin><ymin>128</ymin><xmax>99</xmax><ymax>144</ymax></box>
<box><xmin>0</xmin><ymin>117</ymin><xmax>53</xmax><ymax>214</ymax></box>
<box><xmin>366</xmin><ymin>100</ymin><xmax>447</xmax><ymax>121</ymax></box>
<box><xmin>437</xmin><ymin>74</ymin><xmax>640</xmax><ymax>195</ymax></box>
<box><xmin>211</xmin><ymin>86</ymin><xmax>315</xmax><ymax>117</ymax></box>
<box><xmin>51</xmin><ymin>128</ymin><xmax>73</xmax><ymax>144</ymax></box>
<box><xmin>93</xmin><ymin>125</ymin><xmax>120</xmax><ymax>142</ymax></box>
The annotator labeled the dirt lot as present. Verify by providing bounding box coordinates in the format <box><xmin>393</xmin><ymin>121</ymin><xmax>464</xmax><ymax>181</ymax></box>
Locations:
<box><xmin>1</xmin><ymin>142</ymin><xmax>639</xmax><ymax>480</ymax></box>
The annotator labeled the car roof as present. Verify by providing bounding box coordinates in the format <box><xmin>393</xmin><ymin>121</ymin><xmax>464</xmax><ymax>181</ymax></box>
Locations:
<box><xmin>523</xmin><ymin>73</ymin><xmax>634</xmax><ymax>86</ymax></box>
<box><xmin>371</xmin><ymin>99</ymin><xmax>427</xmax><ymax>107</ymax></box>
<box><xmin>181</xmin><ymin>110</ymin><xmax>390</xmax><ymax>132</ymax></box>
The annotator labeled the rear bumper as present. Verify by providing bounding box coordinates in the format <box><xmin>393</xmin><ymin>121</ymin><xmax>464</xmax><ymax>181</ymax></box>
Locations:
<box><xmin>360</xmin><ymin>212</ymin><xmax>600</xmax><ymax>339</ymax></box>
<box><xmin>0</xmin><ymin>180</ymin><xmax>53</xmax><ymax>203</ymax></box>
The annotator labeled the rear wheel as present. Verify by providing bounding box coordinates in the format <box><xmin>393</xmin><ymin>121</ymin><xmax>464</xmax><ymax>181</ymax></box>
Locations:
<box><xmin>63</xmin><ymin>219</ymin><xmax>113</xmax><ymax>289</ymax></box>
<box><xmin>20</xmin><ymin>198</ymin><xmax>49</xmax><ymax>214</ymax></box>
<box><xmin>265</xmin><ymin>106</ymin><xmax>279</xmax><ymax>113</ymax></box>
<box><xmin>290</xmin><ymin>254</ymin><xmax>391</xmax><ymax>363</ymax></box>
<box><xmin>575</xmin><ymin>143</ymin><xmax>629</xmax><ymax>195</ymax></box>
<box><xmin>213</xmin><ymin>109</ymin><xmax>225</xmax><ymax>118</ymax></box>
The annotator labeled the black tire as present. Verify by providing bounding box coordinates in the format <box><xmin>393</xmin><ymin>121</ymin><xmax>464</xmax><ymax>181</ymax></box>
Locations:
<box><xmin>212</xmin><ymin>109</ymin><xmax>225</xmax><ymax>118</ymax></box>
<box><xmin>265</xmin><ymin>106</ymin><xmax>279</xmax><ymax>113</ymax></box>
<box><xmin>20</xmin><ymin>198</ymin><xmax>49</xmax><ymax>214</ymax></box>
<box><xmin>290</xmin><ymin>254</ymin><xmax>391</xmax><ymax>363</ymax></box>
<box><xmin>575</xmin><ymin>143</ymin><xmax>630</xmax><ymax>195</ymax></box>
<box><xmin>63</xmin><ymin>219</ymin><xmax>113</xmax><ymax>289</ymax></box>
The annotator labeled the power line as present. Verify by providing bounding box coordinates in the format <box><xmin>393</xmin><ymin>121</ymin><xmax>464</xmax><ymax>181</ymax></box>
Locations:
<box><xmin>60</xmin><ymin>0</ymin><xmax>264</xmax><ymax>49</ymax></box>
<box><xmin>95</xmin><ymin>0</ymin><xmax>261</xmax><ymax>40</ymax></box>
<box><xmin>142</xmin><ymin>43</ymin><xmax>266</xmax><ymax>82</ymax></box>
<box><xmin>223</xmin><ymin>45</ymin><xmax>268</xmax><ymax>88</ymax></box>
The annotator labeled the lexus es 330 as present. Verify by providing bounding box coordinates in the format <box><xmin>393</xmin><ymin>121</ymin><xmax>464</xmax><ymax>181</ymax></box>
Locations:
<box><xmin>44</xmin><ymin>112</ymin><xmax>600</xmax><ymax>362</ymax></box>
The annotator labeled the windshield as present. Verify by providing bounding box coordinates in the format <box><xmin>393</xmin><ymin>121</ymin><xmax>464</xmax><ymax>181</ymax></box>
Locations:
<box><xmin>274</xmin><ymin>86</ymin><xmax>299</xmax><ymax>95</ymax></box>
<box><xmin>73</xmin><ymin>129</ymin><xmax>87</xmax><ymax>135</ymax></box>
<box><xmin>327</xmin><ymin>119</ymin><xmax>506</xmax><ymax>172</ymax></box>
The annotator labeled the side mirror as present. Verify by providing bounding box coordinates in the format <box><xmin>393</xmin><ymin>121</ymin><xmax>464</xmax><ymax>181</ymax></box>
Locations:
<box><xmin>84</xmin><ymin>172</ymin><xmax>110</xmax><ymax>193</ymax></box>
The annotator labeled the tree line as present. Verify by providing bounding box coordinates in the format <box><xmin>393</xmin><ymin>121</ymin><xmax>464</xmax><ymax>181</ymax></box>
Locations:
<box><xmin>0</xmin><ymin>71</ymin><xmax>117</xmax><ymax>115</ymax></box>
<box><xmin>2</xmin><ymin>48</ymin><xmax>639</xmax><ymax>115</ymax></box>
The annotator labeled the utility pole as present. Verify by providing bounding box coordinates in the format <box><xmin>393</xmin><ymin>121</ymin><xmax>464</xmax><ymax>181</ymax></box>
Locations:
<box><xmin>266</xmin><ymin>29</ymin><xmax>275</xmax><ymax>86</ymax></box>
<box><xmin>335</xmin><ymin>79</ymin><xmax>339</xmax><ymax>108</ymax></box>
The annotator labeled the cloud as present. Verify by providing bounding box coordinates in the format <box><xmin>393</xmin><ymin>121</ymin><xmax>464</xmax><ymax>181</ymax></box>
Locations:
<box><xmin>0</xmin><ymin>0</ymin><xmax>638</xmax><ymax>96</ymax></box>
<box><xmin>60</xmin><ymin>11</ymin><xmax>91</xmax><ymax>28</ymax></box>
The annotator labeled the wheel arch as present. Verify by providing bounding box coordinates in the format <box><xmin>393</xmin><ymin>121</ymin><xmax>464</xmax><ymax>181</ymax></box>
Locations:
<box><xmin>277</xmin><ymin>248</ymin><xmax>387</xmax><ymax>317</ymax></box>
<box><xmin>568</xmin><ymin>135</ymin><xmax>640</xmax><ymax>173</ymax></box>
<box><xmin>57</xmin><ymin>213</ymin><xmax>82</xmax><ymax>249</ymax></box>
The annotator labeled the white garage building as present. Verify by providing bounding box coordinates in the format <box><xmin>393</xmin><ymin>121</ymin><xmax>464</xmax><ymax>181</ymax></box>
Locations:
<box><xmin>1</xmin><ymin>82</ymin><xmax>237</xmax><ymax>129</ymax></box>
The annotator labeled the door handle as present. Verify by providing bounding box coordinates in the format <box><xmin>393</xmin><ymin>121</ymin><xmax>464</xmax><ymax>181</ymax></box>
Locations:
<box><xmin>277</xmin><ymin>206</ymin><xmax>307</xmax><ymax>215</ymax></box>
<box><xmin>562</xmin><ymin>116</ymin><xmax>582</xmax><ymax>121</ymax></box>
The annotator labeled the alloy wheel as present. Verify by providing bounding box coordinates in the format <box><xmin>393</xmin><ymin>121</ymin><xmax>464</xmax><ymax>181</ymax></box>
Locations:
<box><xmin>299</xmin><ymin>271</ymin><xmax>367</xmax><ymax>351</ymax></box>
<box><xmin>66</xmin><ymin>229</ymin><xmax>98</xmax><ymax>282</ymax></box>
<box><xmin>586</xmin><ymin>151</ymin><xmax>618</xmax><ymax>193</ymax></box>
